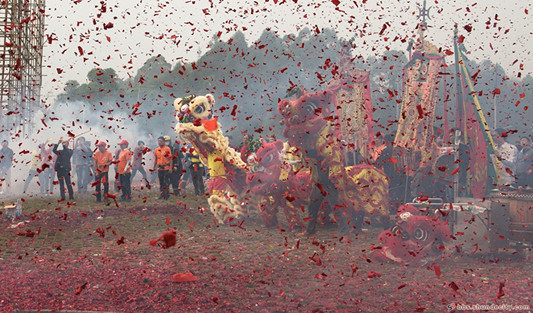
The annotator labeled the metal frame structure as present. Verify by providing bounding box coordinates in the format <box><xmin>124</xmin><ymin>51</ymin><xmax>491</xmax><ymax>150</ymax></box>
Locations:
<box><xmin>0</xmin><ymin>0</ymin><xmax>45</xmax><ymax>135</ymax></box>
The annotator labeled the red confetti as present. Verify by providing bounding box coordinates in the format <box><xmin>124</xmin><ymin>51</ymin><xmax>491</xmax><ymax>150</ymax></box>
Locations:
<box><xmin>230</xmin><ymin>105</ymin><xmax>238</xmax><ymax>116</ymax></box>
<box><xmin>449</xmin><ymin>281</ymin><xmax>462</xmax><ymax>295</ymax></box>
<box><xmin>434</xmin><ymin>265</ymin><xmax>441</xmax><ymax>277</ymax></box>
<box><xmin>416</xmin><ymin>104</ymin><xmax>424</xmax><ymax>119</ymax></box>
<box><xmin>367</xmin><ymin>272</ymin><xmax>382</xmax><ymax>278</ymax></box>
<box><xmin>74</xmin><ymin>282</ymin><xmax>87</xmax><ymax>295</ymax></box>
<box><xmin>497</xmin><ymin>282</ymin><xmax>505</xmax><ymax>299</ymax></box>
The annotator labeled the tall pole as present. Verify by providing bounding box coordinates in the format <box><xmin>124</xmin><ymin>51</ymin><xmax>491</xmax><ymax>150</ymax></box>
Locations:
<box><xmin>493</xmin><ymin>84</ymin><xmax>497</xmax><ymax>130</ymax></box>
<box><xmin>453</xmin><ymin>25</ymin><xmax>465</xmax><ymax>142</ymax></box>
<box><xmin>417</xmin><ymin>0</ymin><xmax>432</xmax><ymax>45</ymax></box>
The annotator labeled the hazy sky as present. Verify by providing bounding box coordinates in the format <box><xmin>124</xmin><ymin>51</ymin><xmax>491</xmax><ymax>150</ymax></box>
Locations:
<box><xmin>42</xmin><ymin>0</ymin><xmax>532</xmax><ymax>102</ymax></box>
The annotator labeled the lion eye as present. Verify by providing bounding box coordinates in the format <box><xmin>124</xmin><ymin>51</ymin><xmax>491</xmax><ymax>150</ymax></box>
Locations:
<box><xmin>264</xmin><ymin>154</ymin><xmax>274</xmax><ymax>162</ymax></box>
<box><xmin>413</xmin><ymin>228</ymin><xmax>428</xmax><ymax>241</ymax></box>
<box><xmin>194</xmin><ymin>104</ymin><xmax>205</xmax><ymax>114</ymax></box>
<box><xmin>304</xmin><ymin>103</ymin><xmax>317</xmax><ymax>115</ymax></box>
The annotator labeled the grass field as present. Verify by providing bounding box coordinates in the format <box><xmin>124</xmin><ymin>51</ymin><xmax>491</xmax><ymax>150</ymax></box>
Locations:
<box><xmin>0</xmin><ymin>188</ymin><xmax>531</xmax><ymax>312</ymax></box>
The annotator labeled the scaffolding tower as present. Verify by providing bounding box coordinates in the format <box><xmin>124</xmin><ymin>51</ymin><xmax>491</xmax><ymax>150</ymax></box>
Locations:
<box><xmin>0</xmin><ymin>0</ymin><xmax>45</xmax><ymax>135</ymax></box>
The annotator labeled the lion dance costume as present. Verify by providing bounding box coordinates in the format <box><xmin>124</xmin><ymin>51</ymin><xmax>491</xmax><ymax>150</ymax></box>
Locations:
<box><xmin>278</xmin><ymin>89</ymin><xmax>389</xmax><ymax>234</ymax></box>
<box><xmin>372</xmin><ymin>204</ymin><xmax>453</xmax><ymax>266</ymax></box>
<box><xmin>246</xmin><ymin>140</ymin><xmax>311</xmax><ymax>230</ymax></box>
<box><xmin>174</xmin><ymin>94</ymin><xmax>248</xmax><ymax>223</ymax></box>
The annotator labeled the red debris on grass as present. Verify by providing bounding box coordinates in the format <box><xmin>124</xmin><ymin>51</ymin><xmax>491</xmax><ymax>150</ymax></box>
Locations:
<box><xmin>172</xmin><ymin>272</ymin><xmax>199</xmax><ymax>283</ymax></box>
<box><xmin>149</xmin><ymin>230</ymin><xmax>177</xmax><ymax>249</ymax></box>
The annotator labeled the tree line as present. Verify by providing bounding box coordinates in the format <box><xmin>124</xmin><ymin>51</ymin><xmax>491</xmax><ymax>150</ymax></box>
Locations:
<box><xmin>54</xmin><ymin>27</ymin><xmax>532</xmax><ymax>145</ymax></box>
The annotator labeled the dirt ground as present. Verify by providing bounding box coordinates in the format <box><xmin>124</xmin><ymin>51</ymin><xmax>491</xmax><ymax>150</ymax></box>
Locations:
<box><xmin>0</xmin><ymin>189</ymin><xmax>531</xmax><ymax>313</ymax></box>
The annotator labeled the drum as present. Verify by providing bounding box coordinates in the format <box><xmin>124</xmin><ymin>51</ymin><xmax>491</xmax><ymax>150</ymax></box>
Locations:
<box><xmin>489</xmin><ymin>191</ymin><xmax>533</xmax><ymax>250</ymax></box>
<box><xmin>448</xmin><ymin>204</ymin><xmax>490</xmax><ymax>254</ymax></box>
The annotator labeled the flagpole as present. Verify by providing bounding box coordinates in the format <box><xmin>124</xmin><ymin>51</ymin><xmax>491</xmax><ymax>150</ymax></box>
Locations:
<box><xmin>456</xmin><ymin>43</ymin><xmax>501</xmax><ymax>186</ymax></box>
<box><xmin>453</xmin><ymin>25</ymin><xmax>465</xmax><ymax>142</ymax></box>
<box><xmin>493</xmin><ymin>86</ymin><xmax>497</xmax><ymax>129</ymax></box>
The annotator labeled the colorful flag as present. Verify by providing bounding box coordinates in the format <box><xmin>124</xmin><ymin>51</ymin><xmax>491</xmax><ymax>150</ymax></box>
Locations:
<box><xmin>394</xmin><ymin>42</ymin><xmax>445</xmax><ymax>166</ymax></box>
<box><xmin>330</xmin><ymin>69</ymin><xmax>374</xmax><ymax>160</ymax></box>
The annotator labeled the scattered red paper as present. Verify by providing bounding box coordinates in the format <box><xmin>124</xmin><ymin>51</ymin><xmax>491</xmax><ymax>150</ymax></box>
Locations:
<box><xmin>74</xmin><ymin>282</ymin><xmax>87</xmax><ymax>295</ymax></box>
<box><xmin>172</xmin><ymin>273</ymin><xmax>198</xmax><ymax>283</ymax></box>
<box><xmin>496</xmin><ymin>282</ymin><xmax>505</xmax><ymax>299</ymax></box>
<box><xmin>367</xmin><ymin>271</ymin><xmax>382</xmax><ymax>278</ymax></box>
<box><xmin>434</xmin><ymin>265</ymin><xmax>441</xmax><ymax>277</ymax></box>
<box><xmin>150</xmin><ymin>230</ymin><xmax>177</xmax><ymax>249</ymax></box>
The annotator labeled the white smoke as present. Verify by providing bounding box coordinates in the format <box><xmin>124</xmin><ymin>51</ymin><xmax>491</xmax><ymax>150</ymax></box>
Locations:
<box><xmin>1</xmin><ymin>100</ymin><xmax>161</xmax><ymax>200</ymax></box>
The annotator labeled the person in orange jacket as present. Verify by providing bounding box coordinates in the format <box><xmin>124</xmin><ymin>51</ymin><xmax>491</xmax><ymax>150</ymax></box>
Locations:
<box><xmin>93</xmin><ymin>140</ymin><xmax>113</xmax><ymax>205</ymax></box>
<box><xmin>117</xmin><ymin>140</ymin><xmax>133</xmax><ymax>202</ymax></box>
<box><xmin>151</xmin><ymin>136</ymin><xmax>172</xmax><ymax>200</ymax></box>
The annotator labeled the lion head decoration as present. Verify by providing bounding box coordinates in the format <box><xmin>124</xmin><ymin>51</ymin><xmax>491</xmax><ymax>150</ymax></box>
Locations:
<box><xmin>372</xmin><ymin>204</ymin><xmax>453</xmax><ymax>266</ymax></box>
<box><xmin>246</xmin><ymin>140</ymin><xmax>285</xmax><ymax>194</ymax></box>
<box><xmin>175</xmin><ymin>94</ymin><xmax>214</xmax><ymax>124</ymax></box>
<box><xmin>278</xmin><ymin>89</ymin><xmax>337</xmax><ymax>148</ymax></box>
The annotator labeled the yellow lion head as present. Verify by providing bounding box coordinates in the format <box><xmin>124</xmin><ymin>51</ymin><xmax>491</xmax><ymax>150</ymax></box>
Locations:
<box><xmin>174</xmin><ymin>94</ymin><xmax>215</xmax><ymax>123</ymax></box>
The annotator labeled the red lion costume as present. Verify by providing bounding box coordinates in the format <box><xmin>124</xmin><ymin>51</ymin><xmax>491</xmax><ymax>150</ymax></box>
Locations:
<box><xmin>372</xmin><ymin>204</ymin><xmax>453</xmax><ymax>266</ymax></box>
<box><xmin>278</xmin><ymin>89</ymin><xmax>389</xmax><ymax>234</ymax></box>
<box><xmin>246</xmin><ymin>140</ymin><xmax>310</xmax><ymax>229</ymax></box>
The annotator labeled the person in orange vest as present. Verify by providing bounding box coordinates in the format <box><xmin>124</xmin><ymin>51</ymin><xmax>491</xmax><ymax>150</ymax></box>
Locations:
<box><xmin>93</xmin><ymin>141</ymin><xmax>113</xmax><ymax>205</ymax></box>
<box><xmin>117</xmin><ymin>140</ymin><xmax>133</xmax><ymax>202</ymax></box>
<box><xmin>151</xmin><ymin>136</ymin><xmax>172</xmax><ymax>200</ymax></box>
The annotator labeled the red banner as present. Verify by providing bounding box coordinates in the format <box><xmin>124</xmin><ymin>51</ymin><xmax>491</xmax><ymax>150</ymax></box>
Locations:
<box><xmin>463</xmin><ymin>100</ymin><xmax>489</xmax><ymax>198</ymax></box>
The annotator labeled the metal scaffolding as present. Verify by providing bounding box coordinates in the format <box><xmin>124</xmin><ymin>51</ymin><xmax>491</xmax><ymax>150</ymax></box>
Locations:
<box><xmin>0</xmin><ymin>0</ymin><xmax>45</xmax><ymax>135</ymax></box>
